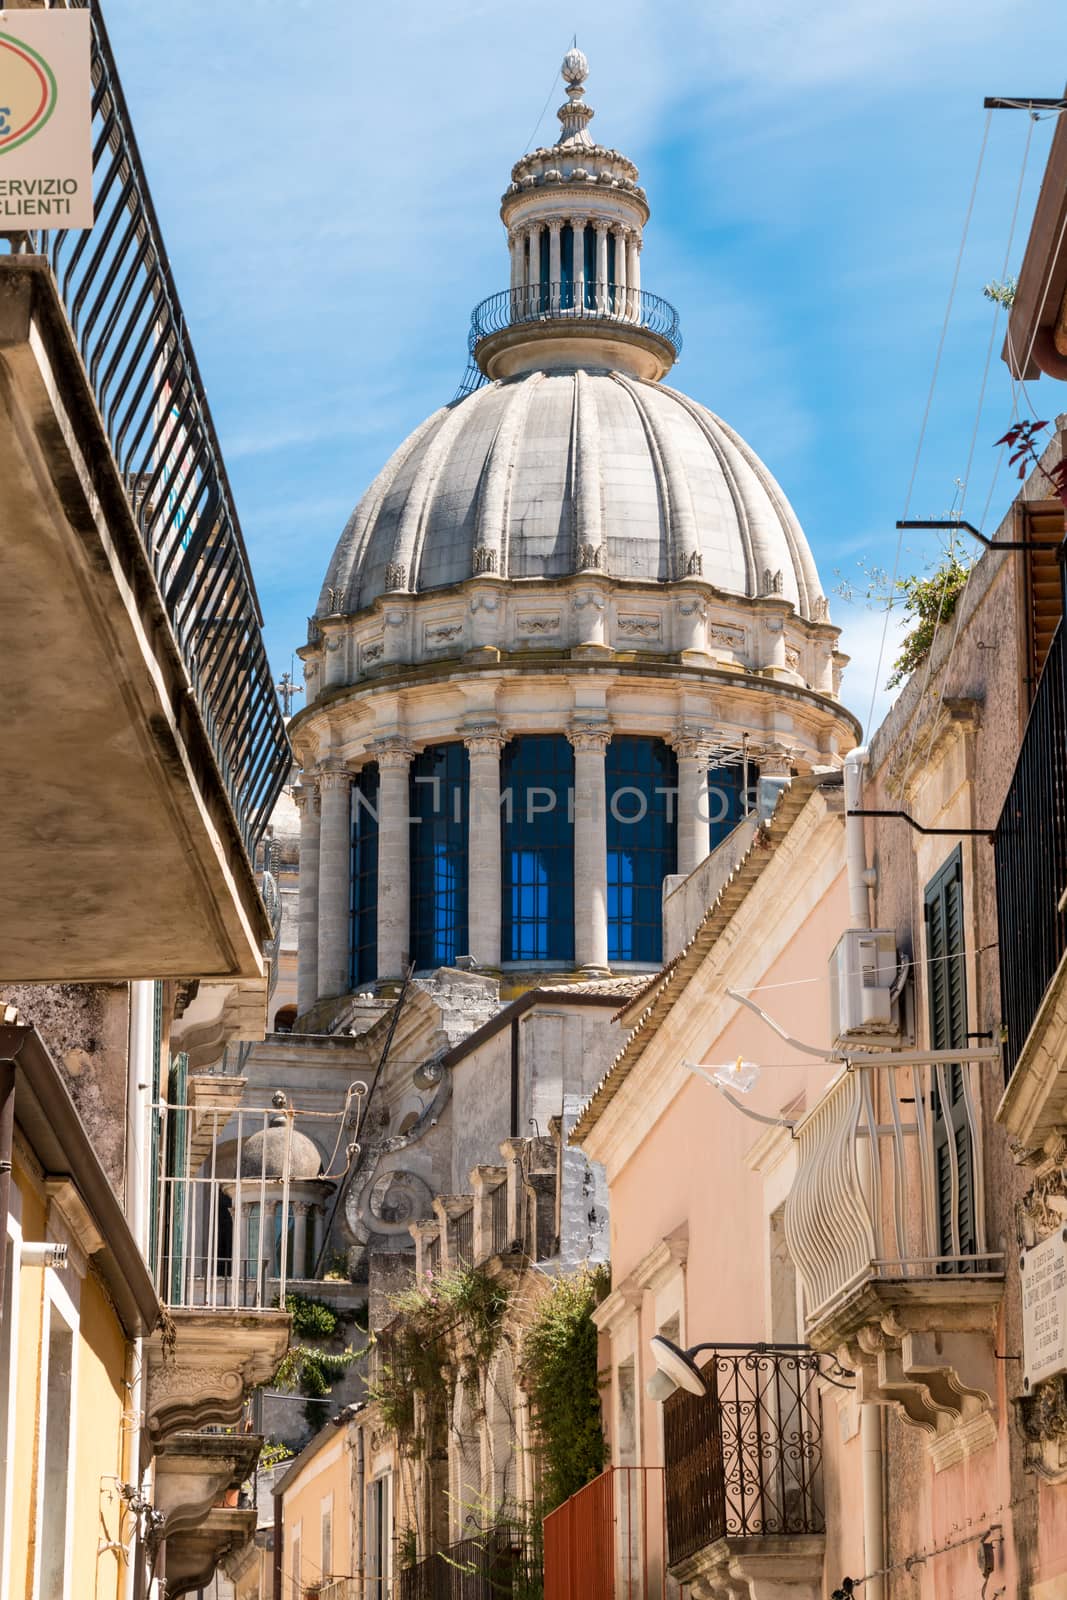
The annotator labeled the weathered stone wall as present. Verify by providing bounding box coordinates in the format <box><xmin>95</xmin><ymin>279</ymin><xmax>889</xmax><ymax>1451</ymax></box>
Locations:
<box><xmin>0</xmin><ymin>980</ymin><xmax>130</xmax><ymax>1194</ymax></box>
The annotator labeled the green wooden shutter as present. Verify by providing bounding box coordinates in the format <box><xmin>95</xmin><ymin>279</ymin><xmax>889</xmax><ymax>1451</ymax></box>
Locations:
<box><xmin>924</xmin><ymin>850</ymin><xmax>976</xmax><ymax>1263</ymax></box>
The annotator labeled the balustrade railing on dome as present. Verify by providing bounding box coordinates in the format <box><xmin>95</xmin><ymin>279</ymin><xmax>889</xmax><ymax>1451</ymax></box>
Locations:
<box><xmin>0</xmin><ymin>0</ymin><xmax>290</xmax><ymax>854</ymax></box>
<box><xmin>153</xmin><ymin>1100</ymin><xmax>298</xmax><ymax>1311</ymax></box>
<box><xmin>995</xmin><ymin>595</ymin><xmax>1067</xmax><ymax>1078</ymax></box>
<box><xmin>543</xmin><ymin>1467</ymin><xmax>666</xmax><ymax>1600</ymax></box>
<box><xmin>399</xmin><ymin>1527</ymin><xmax>531</xmax><ymax>1600</ymax></box>
<box><xmin>784</xmin><ymin>1066</ymin><xmax>1002</xmax><ymax>1334</ymax></box>
<box><xmin>662</xmin><ymin>1347</ymin><xmax>824</xmax><ymax>1568</ymax></box>
<box><xmin>490</xmin><ymin>1182</ymin><xmax>510</xmax><ymax>1257</ymax></box>
<box><xmin>469</xmin><ymin>284</ymin><xmax>682</xmax><ymax>356</ymax></box>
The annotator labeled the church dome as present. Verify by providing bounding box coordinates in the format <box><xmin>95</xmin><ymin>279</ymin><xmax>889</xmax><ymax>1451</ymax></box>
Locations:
<box><xmin>319</xmin><ymin>370</ymin><xmax>827</xmax><ymax>621</ymax></box>
<box><xmin>238</xmin><ymin>1094</ymin><xmax>324</xmax><ymax>1181</ymax></box>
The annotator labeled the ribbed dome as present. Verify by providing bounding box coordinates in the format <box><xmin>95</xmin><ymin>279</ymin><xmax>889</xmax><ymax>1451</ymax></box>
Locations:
<box><xmin>319</xmin><ymin>370</ymin><xmax>826</xmax><ymax>620</ymax></box>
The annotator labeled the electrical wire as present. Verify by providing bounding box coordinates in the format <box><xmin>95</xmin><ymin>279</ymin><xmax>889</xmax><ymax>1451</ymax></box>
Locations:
<box><xmin>895</xmin><ymin>111</ymin><xmax>1039</xmax><ymax>800</ymax></box>
<box><xmin>522</xmin><ymin>57</ymin><xmax>566</xmax><ymax>154</ymax></box>
<box><xmin>863</xmin><ymin>111</ymin><xmax>993</xmax><ymax>743</ymax></box>
<box><xmin>730</xmin><ymin>940</ymin><xmax>998</xmax><ymax>996</ymax></box>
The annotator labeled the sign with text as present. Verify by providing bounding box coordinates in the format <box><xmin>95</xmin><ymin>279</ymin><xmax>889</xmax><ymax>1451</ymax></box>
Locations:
<box><xmin>1022</xmin><ymin>1230</ymin><xmax>1067</xmax><ymax>1391</ymax></box>
<box><xmin>0</xmin><ymin>10</ymin><xmax>92</xmax><ymax>229</ymax></box>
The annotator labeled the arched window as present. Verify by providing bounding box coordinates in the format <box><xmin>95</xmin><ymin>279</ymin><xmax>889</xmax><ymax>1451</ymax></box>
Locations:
<box><xmin>706</xmin><ymin>761</ymin><xmax>759</xmax><ymax>851</ymax></box>
<box><xmin>501</xmin><ymin>736</ymin><xmax>575</xmax><ymax>963</ymax></box>
<box><xmin>350</xmin><ymin>763</ymin><xmax>379</xmax><ymax>987</ymax></box>
<box><xmin>606</xmin><ymin>737</ymin><xmax>677</xmax><ymax>963</ymax></box>
<box><xmin>410</xmin><ymin>744</ymin><xmax>470</xmax><ymax>969</ymax></box>
<box><xmin>583</xmin><ymin>225</ymin><xmax>597</xmax><ymax>308</ymax></box>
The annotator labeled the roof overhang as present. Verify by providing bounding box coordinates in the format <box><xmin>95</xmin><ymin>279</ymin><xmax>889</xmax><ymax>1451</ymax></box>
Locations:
<box><xmin>0</xmin><ymin>258</ymin><xmax>271</xmax><ymax>980</ymax></box>
<box><xmin>1005</xmin><ymin>97</ymin><xmax>1067</xmax><ymax>380</ymax></box>
<box><xmin>3</xmin><ymin>1021</ymin><xmax>159</xmax><ymax>1337</ymax></box>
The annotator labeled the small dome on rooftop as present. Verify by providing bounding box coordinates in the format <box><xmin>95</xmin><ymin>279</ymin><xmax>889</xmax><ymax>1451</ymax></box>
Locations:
<box><xmin>239</xmin><ymin>1091</ymin><xmax>324</xmax><ymax>1181</ymax></box>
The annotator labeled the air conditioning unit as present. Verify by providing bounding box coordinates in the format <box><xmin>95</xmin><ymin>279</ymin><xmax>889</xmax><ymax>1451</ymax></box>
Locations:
<box><xmin>829</xmin><ymin>928</ymin><xmax>904</xmax><ymax>1048</ymax></box>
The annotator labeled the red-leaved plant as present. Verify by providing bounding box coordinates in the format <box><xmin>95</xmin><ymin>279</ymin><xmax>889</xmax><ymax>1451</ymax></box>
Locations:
<box><xmin>994</xmin><ymin>420</ymin><xmax>1067</xmax><ymax>506</ymax></box>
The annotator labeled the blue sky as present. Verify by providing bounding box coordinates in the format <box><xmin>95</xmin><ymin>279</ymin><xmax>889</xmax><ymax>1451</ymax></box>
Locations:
<box><xmin>101</xmin><ymin>0</ymin><xmax>1067</xmax><ymax>734</ymax></box>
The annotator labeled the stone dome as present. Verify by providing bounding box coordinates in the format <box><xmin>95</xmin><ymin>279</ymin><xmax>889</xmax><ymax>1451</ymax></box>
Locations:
<box><xmin>319</xmin><ymin>370</ymin><xmax>827</xmax><ymax>621</ymax></box>
<box><xmin>239</xmin><ymin>1099</ymin><xmax>323</xmax><ymax>1181</ymax></box>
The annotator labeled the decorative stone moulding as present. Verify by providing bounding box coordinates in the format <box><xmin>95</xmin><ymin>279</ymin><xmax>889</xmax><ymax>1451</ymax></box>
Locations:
<box><xmin>1016</xmin><ymin>1153</ymin><xmax>1067</xmax><ymax>1479</ymax></box>
<box><xmin>144</xmin><ymin>1308</ymin><xmax>291</xmax><ymax>1444</ymax></box>
<box><xmin>323</xmin><ymin>578</ymin><xmax>846</xmax><ymax>700</ymax></box>
<box><xmin>671</xmin><ymin>1537</ymin><xmax>826</xmax><ymax>1600</ymax></box>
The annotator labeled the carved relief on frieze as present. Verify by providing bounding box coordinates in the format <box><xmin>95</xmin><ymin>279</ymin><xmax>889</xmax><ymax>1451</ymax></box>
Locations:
<box><xmin>1016</xmin><ymin>1152</ymin><xmax>1067</xmax><ymax>1480</ymax></box>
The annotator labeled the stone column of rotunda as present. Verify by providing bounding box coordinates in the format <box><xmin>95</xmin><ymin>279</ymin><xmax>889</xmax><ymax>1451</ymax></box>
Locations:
<box><xmin>287</xmin><ymin>50</ymin><xmax>859</xmax><ymax>1018</ymax></box>
<box><xmin>294</xmin><ymin>782</ymin><xmax>320</xmax><ymax>1014</ymax></box>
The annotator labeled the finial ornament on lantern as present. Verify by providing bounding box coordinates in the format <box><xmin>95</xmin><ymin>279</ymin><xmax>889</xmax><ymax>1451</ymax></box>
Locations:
<box><xmin>561</xmin><ymin>47</ymin><xmax>589</xmax><ymax>85</ymax></box>
<box><xmin>556</xmin><ymin>48</ymin><xmax>595</xmax><ymax>145</ymax></box>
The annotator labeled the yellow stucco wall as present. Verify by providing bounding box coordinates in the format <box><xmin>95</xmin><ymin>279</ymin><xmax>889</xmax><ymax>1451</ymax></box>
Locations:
<box><xmin>10</xmin><ymin>1162</ymin><xmax>46</xmax><ymax>1600</ymax></box>
<box><xmin>76</xmin><ymin>1272</ymin><xmax>128</xmax><ymax>1600</ymax></box>
<box><xmin>281</xmin><ymin>1429</ymin><xmax>351</xmax><ymax>1594</ymax></box>
<box><xmin>8</xmin><ymin>1155</ymin><xmax>129</xmax><ymax>1600</ymax></box>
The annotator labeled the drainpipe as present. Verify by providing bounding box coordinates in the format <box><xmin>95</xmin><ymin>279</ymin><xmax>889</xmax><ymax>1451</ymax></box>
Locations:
<box><xmin>0</xmin><ymin>1058</ymin><xmax>14</xmax><ymax>1327</ymax></box>
<box><xmin>125</xmin><ymin>982</ymin><xmax>154</xmax><ymax>1600</ymax></box>
<box><xmin>273</xmin><ymin>1490</ymin><xmax>283</xmax><ymax>1600</ymax></box>
<box><xmin>844</xmin><ymin>747</ymin><xmax>875</xmax><ymax>930</ymax></box>
<box><xmin>861</xmin><ymin>1404</ymin><xmax>885</xmax><ymax>1600</ymax></box>
<box><xmin>843</xmin><ymin>754</ymin><xmax>886</xmax><ymax>1599</ymax></box>
<box><xmin>354</xmin><ymin>1424</ymin><xmax>366</xmax><ymax>1584</ymax></box>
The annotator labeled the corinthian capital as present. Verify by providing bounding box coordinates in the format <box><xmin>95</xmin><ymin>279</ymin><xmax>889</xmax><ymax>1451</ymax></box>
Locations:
<box><xmin>568</xmin><ymin>722</ymin><xmax>612</xmax><ymax>754</ymax></box>
<box><xmin>316</xmin><ymin>765</ymin><xmax>352</xmax><ymax>792</ymax></box>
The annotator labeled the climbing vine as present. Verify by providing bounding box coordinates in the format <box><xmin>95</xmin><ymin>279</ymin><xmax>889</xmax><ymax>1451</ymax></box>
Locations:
<box><xmin>368</xmin><ymin>1266</ymin><xmax>511</xmax><ymax>1457</ymax></box>
<box><xmin>274</xmin><ymin>1292</ymin><xmax>366</xmax><ymax>1425</ymax></box>
<box><xmin>518</xmin><ymin>1266</ymin><xmax>609</xmax><ymax>1514</ymax></box>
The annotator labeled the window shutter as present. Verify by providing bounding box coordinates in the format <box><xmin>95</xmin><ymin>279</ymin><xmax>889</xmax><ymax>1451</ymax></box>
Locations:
<box><xmin>924</xmin><ymin>850</ymin><xmax>976</xmax><ymax>1263</ymax></box>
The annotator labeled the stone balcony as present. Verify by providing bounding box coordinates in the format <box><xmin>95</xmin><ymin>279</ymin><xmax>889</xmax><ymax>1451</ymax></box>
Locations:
<box><xmin>0</xmin><ymin>98</ymin><xmax>289</xmax><ymax>980</ymax></box>
<box><xmin>785</xmin><ymin>1065</ymin><xmax>1003</xmax><ymax>1467</ymax></box>
<box><xmin>663</xmin><ymin>1349</ymin><xmax>825</xmax><ymax>1600</ymax></box>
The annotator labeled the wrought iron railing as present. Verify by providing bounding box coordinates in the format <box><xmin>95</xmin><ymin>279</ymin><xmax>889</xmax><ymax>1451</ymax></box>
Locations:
<box><xmin>453</xmin><ymin>1206</ymin><xmax>474</xmax><ymax>1268</ymax></box>
<box><xmin>784</xmin><ymin>1066</ymin><xmax>1001</xmax><ymax>1333</ymax></box>
<box><xmin>543</xmin><ymin>1467</ymin><xmax>666</xmax><ymax>1600</ymax></box>
<box><xmin>470</xmin><ymin>283</ymin><xmax>682</xmax><ymax>355</ymax></box>
<box><xmin>399</xmin><ymin>1527</ymin><xmax>530</xmax><ymax>1600</ymax></box>
<box><xmin>490</xmin><ymin>1183</ymin><xmax>510</xmax><ymax>1257</ymax></box>
<box><xmin>663</xmin><ymin>1348</ymin><xmax>824</xmax><ymax>1566</ymax></box>
<box><xmin>996</xmin><ymin>593</ymin><xmax>1067</xmax><ymax>1077</ymax></box>
<box><xmin>0</xmin><ymin>0</ymin><xmax>290</xmax><ymax>855</ymax></box>
<box><xmin>153</xmin><ymin>1099</ymin><xmax>327</xmax><ymax>1310</ymax></box>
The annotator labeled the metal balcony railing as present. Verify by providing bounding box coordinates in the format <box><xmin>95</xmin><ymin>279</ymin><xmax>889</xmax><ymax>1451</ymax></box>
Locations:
<box><xmin>784</xmin><ymin>1067</ymin><xmax>1001</xmax><ymax>1332</ymax></box>
<box><xmin>995</xmin><ymin>595</ymin><xmax>1067</xmax><ymax>1077</ymax></box>
<box><xmin>399</xmin><ymin>1527</ymin><xmax>531</xmax><ymax>1600</ymax></box>
<box><xmin>471</xmin><ymin>283</ymin><xmax>682</xmax><ymax>355</ymax></box>
<box><xmin>453</xmin><ymin>1205</ymin><xmax>474</xmax><ymax>1268</ymax></box>
<box><xmin>663</xmin><ymin>1349</ymin><xmax>824</xmax><ymax>1568</ymax></box>
<box><xmin>490</xmin><ymin>1183</ymin><xmax>510</xmax><ymax>1257</ymax></box>
<box><xmin>153</xmin><ymin>1100</ymin><xmax>317</xmax><ymax>1311</ymax></box>
<box><xmin>543</xmin><ymin>1467</ymin><xmax>666</xmax><ymax>1600</ymax></box>
<box><xmin>1</xmin><ymin>1</ymin><xmax>290</xmax><ymax>855</ymax></box>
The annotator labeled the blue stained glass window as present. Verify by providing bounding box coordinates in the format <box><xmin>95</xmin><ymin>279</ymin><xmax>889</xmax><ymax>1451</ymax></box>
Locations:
<box><xmin>410</xmin><ymin>744</ymin><xmax>470</xmax><ymax>969</ymax></box>
<box><xmin>350</xmin><ymin>764</ymin><xmax>379</xmax><ymax>986</ymax></box>
<box><xmin>706</xmin><ymin>762</ymin><xmax>759</xmax><ymax>851</ymax></box>
<box><xmin>501</xmin><ymin>736</ymin><xmax>575</xmax><ymax>963</ymax></box>
<box><xmin>607</xmin><ymin>738</ymin><xmax>678</xmax><ymax>964</ymax></box>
